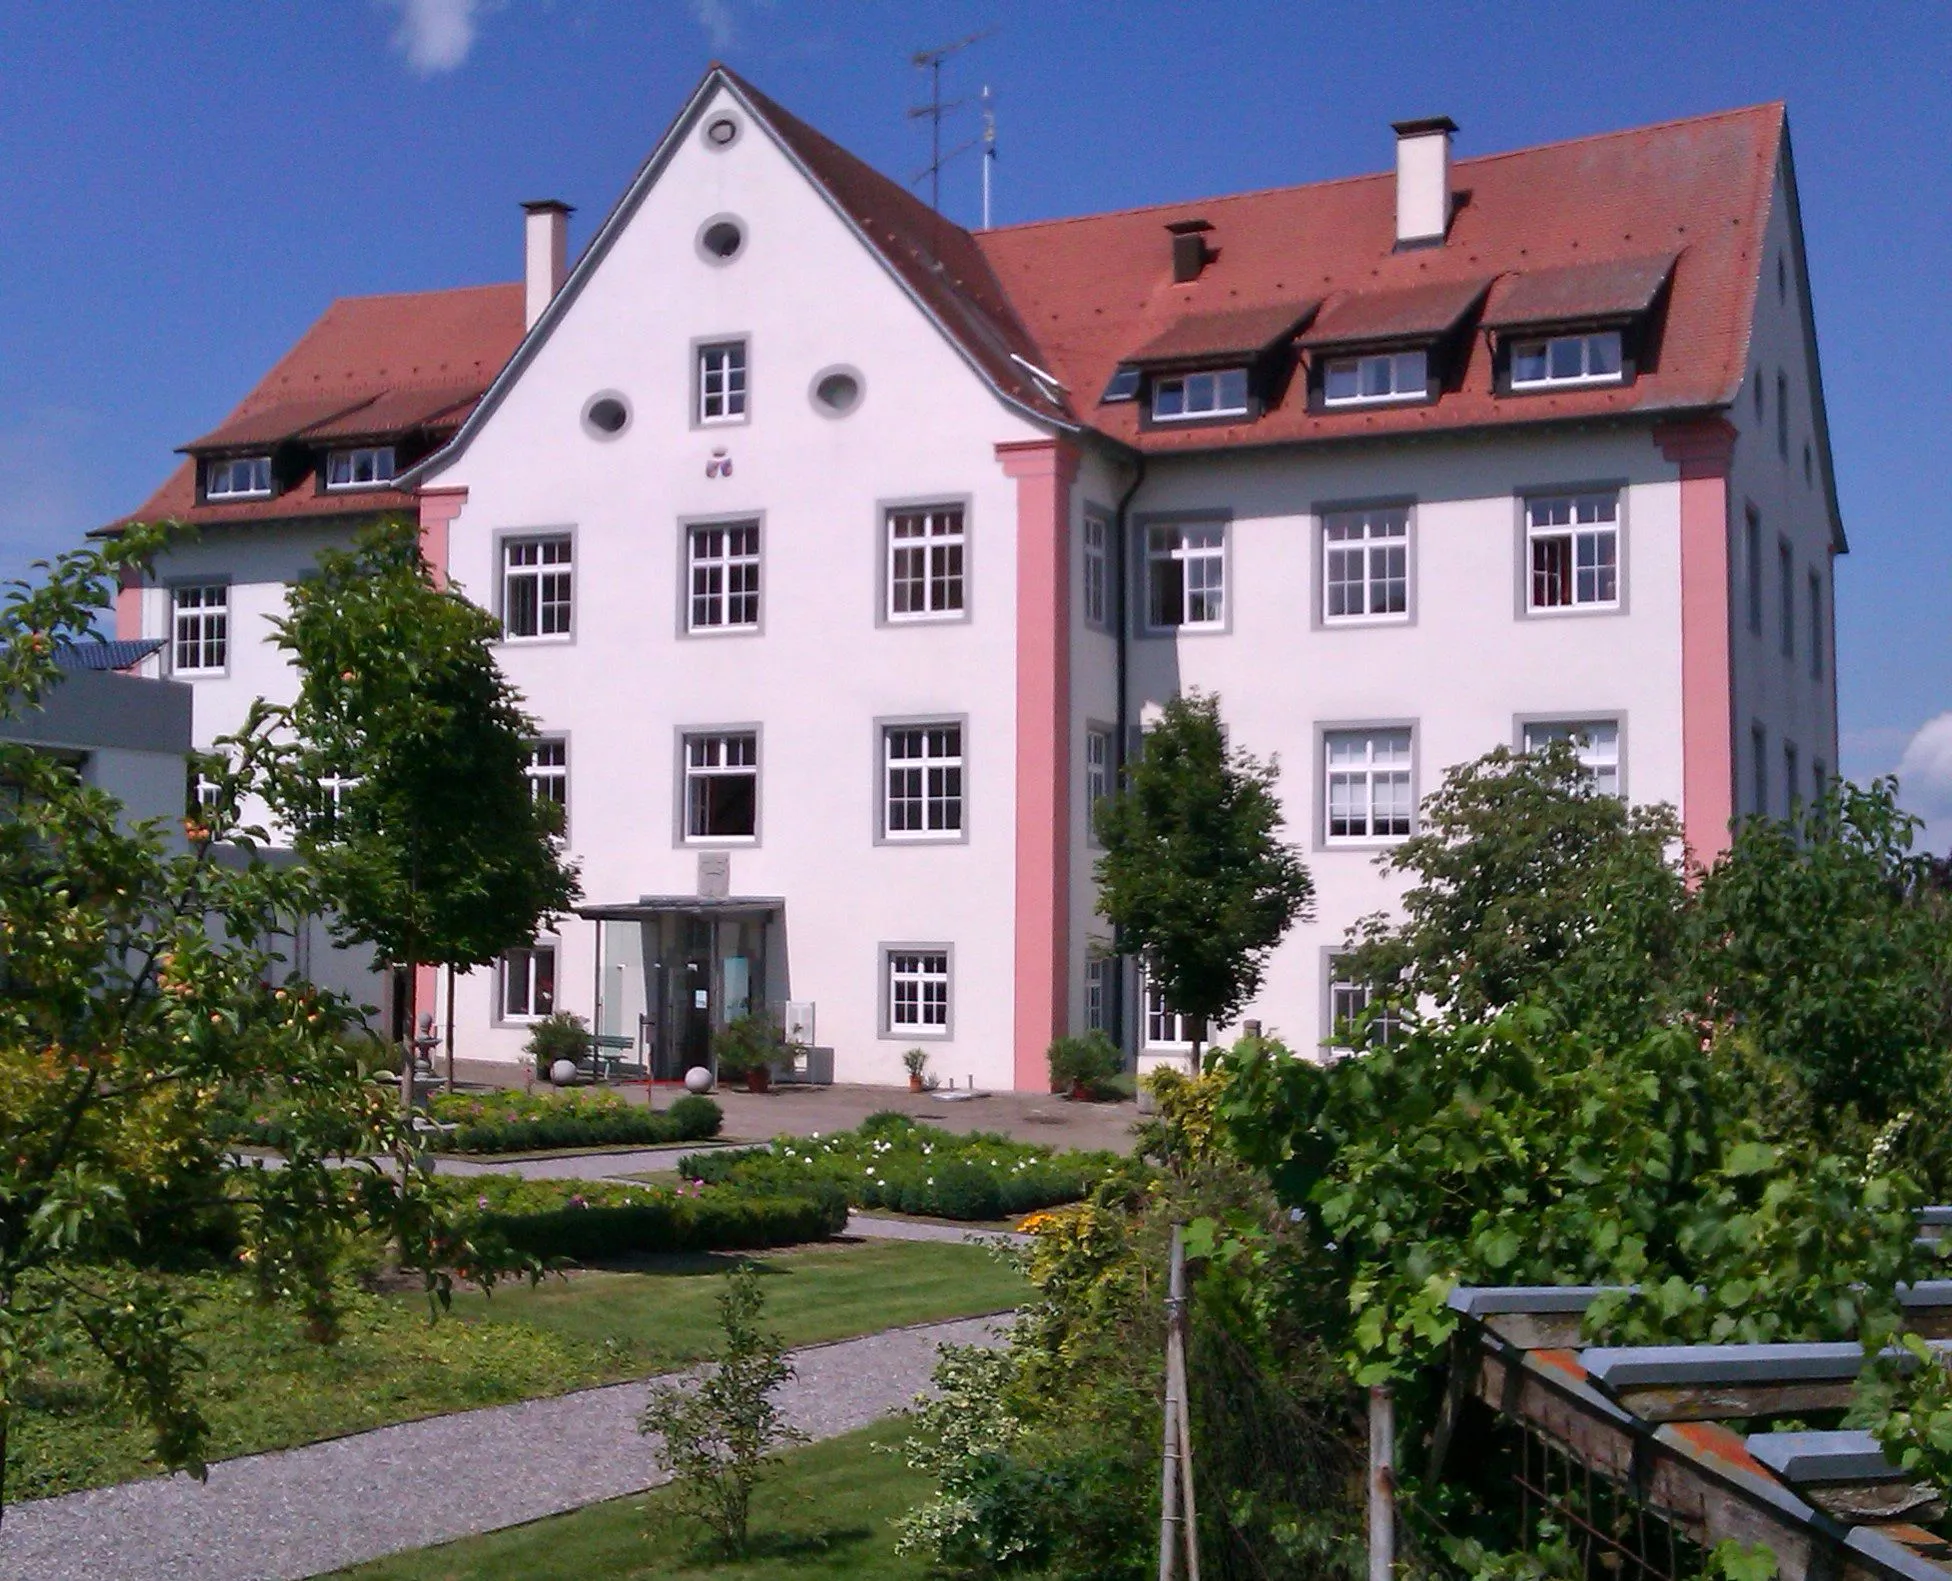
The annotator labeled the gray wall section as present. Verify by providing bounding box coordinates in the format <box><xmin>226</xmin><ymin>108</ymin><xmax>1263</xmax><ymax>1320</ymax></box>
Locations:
<box><xmin>1</xmin><ymin>668</ymin><xmax>194</xmax><ymax>756</ymax></box>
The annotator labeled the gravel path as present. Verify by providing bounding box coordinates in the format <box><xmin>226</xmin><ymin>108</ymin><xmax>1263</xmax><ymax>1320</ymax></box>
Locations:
<box><xmin>0</xmin><ymin>1314</ymin><xmax>1006</xmax><ymax>1581</ymax></box>
<box><xmin>846</xmin><ymin>1211</ymin><xmax>1030</xmax><ymax>1247</ymax></box>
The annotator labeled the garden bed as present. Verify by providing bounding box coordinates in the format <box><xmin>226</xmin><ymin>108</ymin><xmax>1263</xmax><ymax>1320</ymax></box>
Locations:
<box><xmin>676</xmin><ymin>1113</ymin><xmax>1134</xmax><ymax>1222</ymax></box>
<box><xmin>425</xmin><ymin>1089</ymin><xmax>723</xmax><ymax>1154</ymax></box>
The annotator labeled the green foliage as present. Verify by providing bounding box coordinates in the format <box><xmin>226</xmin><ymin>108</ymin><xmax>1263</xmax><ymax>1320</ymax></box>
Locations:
<box><xmin>1136</xmin><ymin>1065</ymin><xmax>1227</xmax><ymax>1174</ymax></box>
<box><xmin>1215</xmin><ymin>1012</ymin><xmax>1925</xmax><ymax>1391</ymax></box>
<box><xmin>712</xmin><ymin>1011</ymin><xmax>794</xmax><ymax>1080</ymax></box>
<box><xmin>1852</xmin><ymin>1333</ymin><xmax>1952</xmax><ymax>1494</ymax></box>
<box><xmin>1045</xmin><ymin>1032</ymin><xmax>1122</xmax><ymax>1096</ymax></box>
<box><xmin>1094</xmin><ymin>691</ymin><xmax>1314</xmax><ymax>1049</ymax></box>
<box><xmin>0</xmin><ymin>531</ymin><xmax>507</xmax><ymax>1514</ymax></box>
<box><xmin>1339</xmin><ymin>738</ymin><xmax>1687</xmax><ymax>1031</ymax></box>
<box><xmin>678</xmin><ymin>1118</ymin><xmax>1132</xmax><ymax>1222</ymax></box>
<box><xmin>525</xmin><ymin>1011</ymin><xmax>591</xmax><ymax>1077</ymax></box>
<box><xmin>638</xmin><ymin>1262</ymin><xmax>806</xmax><ymax>1558</ymax></box>
<box><xmin>423</xmin><ymin>1087</ymin><xmax>722</xmax><ymax>1154</ymax></box>
<box><xmin>666</xmin><ymin>1094</ymin><xmax>725</xmax><ymax>1139</ymax></box>
<box><xmin>902</xmin><ymin>1046</ymin><xmax>931</xmax><ymax>1078</ymax></box>
<box><xmin>267</xmin><ymin>520</ymin><xmax>579</xmax><ymax>979</ymax></box>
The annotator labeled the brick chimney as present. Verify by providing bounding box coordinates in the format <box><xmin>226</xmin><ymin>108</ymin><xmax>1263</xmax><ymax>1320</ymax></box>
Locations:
<box><xmin>522</xmin><ymin>200</ymin><xmax>573</xmax><ymax>329</ymax></box>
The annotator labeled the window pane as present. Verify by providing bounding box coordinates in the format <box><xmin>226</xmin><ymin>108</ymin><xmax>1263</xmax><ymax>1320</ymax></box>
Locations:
<box><xmin>1216</xmin><ymin>368</ymin><xmax>1248</xmax><ymax>410</ymax></box>
<box><xmin>1548</xmin><ymin>336</ymin><xmax>1584</xmax><ymax>378</ymax></box>
<box><xmin>1154</xmin><ymin>379</ymin><xmax>1185</xmax><ymax>417</ymax></box>
<box><xmin>1513</xmin><ymin>342</ymin><xmax>1548</xmax><ymax>384</ymax></box>
<box><xmin>1587</xmin><ymin>332</ymin><xmax>1622</xmax><ymax>376</ymax></box>
<box><xmin>1325</xmin><ymin>361</ymin><xmax>1359</xmax><ymax>401</ymax></box>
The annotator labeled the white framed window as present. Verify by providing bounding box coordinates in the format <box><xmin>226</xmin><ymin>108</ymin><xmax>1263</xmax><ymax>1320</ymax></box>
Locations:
<box><xmin>1509</xmin><ymin>331</ymin><xmax>1624</xmax><ymax>389</ymax></box>
<box><xmin>501</xmin><ymin>536</ymin><xmax>573</xmax><ymax>639</ymax></box>
<box><xmin>171</xmin><ymin>584</ymin><xmax>229</xmax><ymax>674</ymax></box>
<box><xmin>205</xmin><ymin>455</ymin><xmax>271</xmax><ymax>499</ymax></box>
<box><xmin>1322</xmin><ymin>507</ymin><xmax>1410</xmax><ymax>623</ymax></box>
<box><xmin>882</xmin><ymin>723</ymin><xmax>963</xmax><ymax>840</ymax></box>
<box><xmin>1327</xmin><ymin>960</ymin><xmax>1403</xmax><ymax>1054</ymax></box>
<box><xmin>1151</xmin><ymin>367</ymin><xmax>1249</xmax><ymax>422</ymax></box>
<box><xmin>683</xmin><ymin>730</ymin><xmax>758</xmax><ymax>843</ymax></box>
<box><xmin>1526</xmin><ymin>493</ymin><xmax>1619</xmax><ymax>612</ymax></box>
<box><xmin>1143</xmin><ymin>970</ymin><xmax>1192</xmax><ymax>1049</ymax></box>
<box><xmin>1522</xmin><ymin>719</ymin><xmax>1621</xmax><ymax>799</ymax></box>
<box><xmin>885</xmin><ymin>505</ymin><xmax>965</xmax><ymax>621</ymax></box>
<box><xmin>1323</xmin><ymin>349</ymin><xmax>1428</xmax><ymax>406</ymax></box>
<box><xmin>886</xmin><ymin>949</ymin><xmax>951</xmax><ymax>1037</ymax></box>
<box><xmin>314</xmin><ymin>770</ymin><xmax>358</xmax><ymax>833</ymax></box>
<box><xmin>1082</xmin><ymin>510</ymin><xmax>1110</xmax><ymax>629</ymax></box>
<box><xmin>190</xmin><ymin>771</ymin><xmax>221</xmax><ymax>811</ymax></box>
<box><xmin>324</xmin><ymin>446</ymin><xmax>395</xmax><ymax>490</ymax></box>
<box><xmin>526</xmin><ymin>739</ymin><xmax>567</xmax><ymax>810</ymax></box>
<box><xmin>1144</xmin><ymin>523</ymin><xmax>1225</xmax><ymax>631</ymax></box>
<box><xmin>1325</xmin><ymin>727</ymin><xmax>1414</xmax><ymax>844</ymax></box>
<box><xmin>1085</xmin><ymin>727</ymin><xmax>1112</xmax><ymax>839</ymax></box>
<box><xmin>697</xmin><ymin>340</ymin><xmax>748</xmax><ymax>424</ymax></box>
<box><xmin>688</xmin><ymin>521</ymin><xmax>761</xmax><ymax>631</ymax></box>
<box><xmin>499</xmin><ymin>944</ymin><xmax>556</xmax><ymax>1021</ymax></box>
<box><xmin>1084</xmin><ymin>954</ymin><xmax>1115</xmax><ymax>1034</ymax></box>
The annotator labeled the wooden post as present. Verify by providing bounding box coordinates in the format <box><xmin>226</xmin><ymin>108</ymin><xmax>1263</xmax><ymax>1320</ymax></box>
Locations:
<box><xmin>1368</xmin><ymin>1384</ymin><xmax>1395</xmax><ymax>1581</ymax></box>
<box><xmin>1158</xmin><ymin>1224</ymin><xmax>1200</xmax><ymax>1580</ymax></box>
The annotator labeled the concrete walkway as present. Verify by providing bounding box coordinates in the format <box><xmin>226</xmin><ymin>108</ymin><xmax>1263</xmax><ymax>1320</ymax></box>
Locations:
<box><xmin>0</xmin><ymin>1313</ymin><xmax>1006</xmax><ymax>1581</ymax></box>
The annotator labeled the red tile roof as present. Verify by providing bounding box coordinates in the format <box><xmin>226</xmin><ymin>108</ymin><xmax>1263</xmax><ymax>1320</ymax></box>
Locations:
<box><xmin>975</xmin><ymin>103</ymin><xmax>1782</xmax><ymax>453</ymax></box>
<box><xmin>1128</xmin><ymin>301</ymin><xmax>1322</xmax><ymax>367</ymax></box>
<box><xmin>1481</xmin><ymin>252</ymin><xmax>1679</xmax><ymax>330</ymax></box>
<box><xmin>107</xmin><ymin>283</ymin><xmax>523</xmax><ymax>532</ymax></box>
<box><xmin>1298</xmin><ymin>276</ymin><xmax>1492</xmax><ymax>350</ymax></box>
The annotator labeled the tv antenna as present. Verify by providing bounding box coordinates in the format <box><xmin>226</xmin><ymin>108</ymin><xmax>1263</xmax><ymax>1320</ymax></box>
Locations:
<box><xmin>908</xmin><ymin>28</ymin><xmax>995</xmax><ymax>215</ymax></box>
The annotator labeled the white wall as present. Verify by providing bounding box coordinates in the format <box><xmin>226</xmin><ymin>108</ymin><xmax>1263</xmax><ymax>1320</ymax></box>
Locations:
<box><xmin>434</xmin><ymin>82</ymin><xmax>1046</xmax><ymax>1084</ymax></box>
<box><xmin>1118</xmin><ymin>426</ymin><xmax>1689</xmax><ymax>1062</ymax></box>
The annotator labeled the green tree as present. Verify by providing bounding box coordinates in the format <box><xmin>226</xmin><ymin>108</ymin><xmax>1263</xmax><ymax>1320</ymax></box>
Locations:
<box><xmin>638</xmin><ymin>1261</ymin><xmax>804</xmax><ymax>1557</ymax></box>
<box><xmin>268</xmin><ymin>522</ymin><xmax>580</xmax><ymax>1091</ymax></box>
<box><xmin>1339</xmin><ymin>739</ymin><xmax>1687</xmax><ymax>1035</ymax></box>
<box><xmin>0</xmin><ymin>532</ymin><xmax>479</xmax><ymax>1522</ymax></box>
<box><xmin>1094</xmin><ymin>692</ymin><xmax>1313</xmax><ymax>1067</ymax></box>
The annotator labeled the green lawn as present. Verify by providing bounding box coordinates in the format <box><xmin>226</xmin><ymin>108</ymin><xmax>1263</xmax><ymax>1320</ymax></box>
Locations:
<box><xmin>331</xmin><ymin>1419</ymin><xmax>937</xmax><ymax>1579</ymax></box>
<box><xmin>7</xmin><ymin>1241</ymin><xmax>1024</xmax><ymax>1504</ymax></box>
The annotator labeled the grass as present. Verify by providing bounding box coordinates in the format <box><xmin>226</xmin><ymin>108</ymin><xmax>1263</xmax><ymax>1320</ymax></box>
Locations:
<box><xmin>7</xmin><ymin>1241</ymin><xmax>1025</xmax><ymax>1505</ymax></box>
<box><xmin>329</xmin><ymin>1419</ymin><xmax>937</xmax><ymax>1579</ymax></box>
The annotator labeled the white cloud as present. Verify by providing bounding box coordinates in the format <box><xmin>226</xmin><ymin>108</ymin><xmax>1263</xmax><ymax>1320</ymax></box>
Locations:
<box><xmin>1897</xmin><ymin>713</ymin><xmax>1952</xmax><ymax>819</ymax></box>
<box><xmin>690</xmin><ymin>0</ymin><xmax>738</xmax><ymax>49</ymax></box>
<box><xmin>384</xmin><ymin>0</ymin><xmax>481</xmax><ymax>75</ymax></box>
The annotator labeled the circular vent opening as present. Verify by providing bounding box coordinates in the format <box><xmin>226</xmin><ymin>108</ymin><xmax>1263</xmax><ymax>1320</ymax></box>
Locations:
<box><xmin>701</xmin><ymin>220</ymin><xmax>744</xmax><ymax>260</ymax></box>
<box><xmin>704</xmin><ymin>114</ymin><xmax>741</xmax><ymax>149</ymax></box>
<box><xmin>811</xmin><ymin>367</ymin><xmax>864</xmax><ymax>417</ymax></box>
<box><xmin>583</xmin><ymin>394</ymin><xmax>630</xmax><ymax>437</ymax></box>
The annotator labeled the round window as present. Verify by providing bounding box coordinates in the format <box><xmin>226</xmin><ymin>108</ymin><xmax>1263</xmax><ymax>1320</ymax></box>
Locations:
<box><xmin>703</xmin><ymin>114</ymin><xmax>741</xmax><ymax>150</ymax></box>
<box><xmin>701</xmin><ymin>220</ymin><xmax>743</xmax><ymax>260</ymax></box>
<box><xmin>810</xmin><ymin>366</ymin><xmax>864</xmax><ymax>418</ymax></box>
<box><xmin>583</xmin><ymin>393</ymin><xmax>630</xmax><ymax>438</ymax></box>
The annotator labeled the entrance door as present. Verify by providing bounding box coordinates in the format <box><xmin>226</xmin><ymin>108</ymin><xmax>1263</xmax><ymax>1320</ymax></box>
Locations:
<box><xmin>678</xmin><ymin>915</ymin><xmax>714</xmax><ymax>1074</ymax></box>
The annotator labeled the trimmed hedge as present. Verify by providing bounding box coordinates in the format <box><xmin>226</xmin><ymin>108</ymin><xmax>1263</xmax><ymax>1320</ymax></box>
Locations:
<box><xmin>426</xmin><ymin>1090</ymin><xmax>722</xmax><ymax>1155</ymax></box>
<box><xmin>677</xmin><ymin>1115</ymin><xmax>1129</xmax><ymax>1222</ymax></box>
<box><xmin>439</xmin><ymin>1174</ymin><xmax>848</xmax><ymax>1261</ymax></box>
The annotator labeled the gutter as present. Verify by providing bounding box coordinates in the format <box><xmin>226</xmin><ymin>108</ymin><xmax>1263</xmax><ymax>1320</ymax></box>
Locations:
<box><xmin>1109</xmin><ymin>446</ymin><xmax>1146</xmax><ymax>1060</ymax></box>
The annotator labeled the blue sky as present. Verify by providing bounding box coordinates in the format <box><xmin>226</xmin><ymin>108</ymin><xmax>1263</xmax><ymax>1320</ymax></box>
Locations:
<box><xmin>4</xmin><ymin>2</ymin><xmax>1948</xmax><ymax>842</ymax></box>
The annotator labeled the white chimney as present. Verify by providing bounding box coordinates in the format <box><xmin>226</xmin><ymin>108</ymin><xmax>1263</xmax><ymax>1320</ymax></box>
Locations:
<box><xmin>1392</xmin><ymin>117</ymin><xmax>1456</xmax><ymax>248</ymax></box>
<box><xmin>522</xmin><ymin>199</ymin><xmax>572</xmax><ymax>329</ymax></box>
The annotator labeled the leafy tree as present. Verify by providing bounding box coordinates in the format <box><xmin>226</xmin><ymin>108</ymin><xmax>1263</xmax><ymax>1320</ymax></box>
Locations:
<box><xmin>0</xmin><ymin>532</ymin><xmax>481</xmax><ymax>1522</ymax></box>
<box><xmin>1339</xmin><ymin>740</ymin><xmax>1687</xmax><ymax>1033</ymax></box>
<box><xmin>268</xmin><ymin>522</ymin><xmax>579</xmax><ymax>1089</ymax></box>
<box><xmin>1094</xmin><ymin>692</ymin><xmax>1313</xmax><ymax>1066</ymax></box>
<box><xmin>638</xmin><ymin>1261</ymin><xmax>804</xmax><ymax>1557</ymax></box>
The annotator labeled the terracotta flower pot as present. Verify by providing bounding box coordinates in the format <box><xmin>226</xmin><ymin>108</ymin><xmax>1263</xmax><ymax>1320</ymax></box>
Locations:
<box><xmin>1070</xmin><ymin>1078</ymin><xmax>1091</xmax><ymax>1102</ymax></box>
<box><xmin>745</xmin><ymin>1066</ymin><xmax>771</xmax><ymax>1094</ymax></box>
<box><xmin>909</xmin><ymin>1074</ymin><xmax>925</xmax><ymax>1093</ymax></box>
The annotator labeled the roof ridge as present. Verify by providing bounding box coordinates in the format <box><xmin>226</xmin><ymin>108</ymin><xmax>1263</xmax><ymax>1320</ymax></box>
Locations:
<box><xmin>981</xmin><ymin>102</ymin><xmax>1785</xmax><ymax>238</ymax></box>
<box><xmin>321</xmin><ymin>280</ymin><xmax>521</xmax><ymax>308</ymax></box>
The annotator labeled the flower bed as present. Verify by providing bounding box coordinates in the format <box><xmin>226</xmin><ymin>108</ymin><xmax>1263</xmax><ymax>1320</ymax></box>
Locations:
<box><xmin>676</xmin><ymin>1113</ymin><xmax>1130</xmax><ymax>1222</ymax></box>
<box><xmin>436</xmin><ymin>1173</ymin><xmax>848</xmax><ymax>1261</ymax></box>
<box><xmin>424</xmin><ymin>1089</ymin><xmax>722</xmax><ymax>1155</ymax></box>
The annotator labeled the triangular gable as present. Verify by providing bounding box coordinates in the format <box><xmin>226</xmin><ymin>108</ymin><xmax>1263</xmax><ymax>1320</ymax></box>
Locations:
<box><xmin>405</xmin><ymin>66</ymin><xmax>1075</xmax><ymax>491</ymax></box>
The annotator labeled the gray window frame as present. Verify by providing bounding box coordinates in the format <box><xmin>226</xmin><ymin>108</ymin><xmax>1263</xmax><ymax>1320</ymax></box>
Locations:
<box><xmin>675</xmin><ymin>724</ymin><xmax>763</xmax><ymax>848</ymax></box>
<box><xmin>1083</xmin><ymin>721</ymin><xmax>1115</xmax><ymax>847</ymax></box>
<box><xmin>878</xmin><ymin>496</ymin><xmax>973</xmax><ymax>627</ymax></box>
<box><xmin>526</xmin><ymin>734</ymin><xmax>569</xmax><ymax>839</ymax></box>
<box><xmin>1133</xmin><ymin>509</ymin><xmax>1232</xmax><ymax>638</ymax></box>
<box><xmin>1515</xmin><ymin>712</ymin><xmax>1628</xmax><ymax>801</ymax></box>
<box><xmin>1081</xmin><ymin>504</ymin><xmax>1112</xmax><ymax>631</ymax></box>
<box><xmin>879</xmin><ymin>942</ymin><xmax>955</xmax><ymax>1040</ymax></box>
<box><xmin>873</xmin><ymin>714</ymin><xmax>970</xmax><ymax>845</ymax></box>
<box><xmin>1315</xmin><ymin>720</ymin><xmax>1419</xmax><ymax>851</ymax></box>
<box><xmin>495</xmin><ymin>938</ymin><xmax>560</xmax><ymax>1026</ymax></box>
<box><xmin>692</xmin><ymin>334</ymin><xmax>751</xmax><ymax>429</ymax></box>
<box><xmin>680</xmin><ymin>512</ymin><xmax>765</xmax><ymax>637</ymax></box>
<box><xmin>1515</xmin><ymin>484</ymin><xmax>1629</xmax><ymax>620</ymax></box>
<box><xmin>495</xmin><ymin>528</ymin><xmax>576</xmax><ymax>644</ymax></box>
<box><xmin>168</xmin><ymin>578</ymin><xmax>232</xmax><ymax>677</ymax></box>
<box><xmin>1316</xmin><ymin>499</ymin><xmax>1416</xmax><ymax>628</ymax></box>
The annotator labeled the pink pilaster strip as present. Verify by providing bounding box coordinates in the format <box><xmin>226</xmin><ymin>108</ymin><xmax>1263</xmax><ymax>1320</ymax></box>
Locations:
<box><xmin>416</xmin><ymin>488</ymin><xmax>469</xmax><ymax>590</ymax></box>
<box><xmin>115</xmin><ymin>563</ymin><xmax>142</xmax><ymax>641</ymax></box>
<box><xmin>997</xmin><ymin>438</ymin><xmax>1080</xmax><ymax>1092</ymax></box>
<box><xmin>1656</xmin><ymin>418</ymin><xmax>1738</xmax><ymax>869</ymax></box>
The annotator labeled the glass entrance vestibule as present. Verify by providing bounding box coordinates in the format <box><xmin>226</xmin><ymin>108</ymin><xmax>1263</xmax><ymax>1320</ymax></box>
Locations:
<box><xmin>579</xmin><ymin>899</ymin><xmax>783</xmax><ymax>1081</ymax></box>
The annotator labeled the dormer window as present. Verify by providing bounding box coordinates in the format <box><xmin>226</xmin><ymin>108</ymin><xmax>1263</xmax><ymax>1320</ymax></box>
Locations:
<box><xmin>1323</xmin><ymin>349</ymin><xmax>1429</xmax><ymax>407</ymax></box>
<box><xmin>1100</xmin><ymin>366</ymin><xmax>1141</xmax><ymax>404</ymax></box>
<box><xmin>1510</xmin><ymin>330</ymin><xmax>1623</xmax><ymax>390</ymax></box>
<box><xmin>205</xmin><ymin>455</ymin><xmax>271</xmax><ymax>499</ymax></box>
<box><xmin>1151</xmin><ymin>368</ymin><xmax>1249</xmax><ymax>422</ymax></box>
<box><xmin>324</xmin><ymin>446</ymin><xmax>396</xmax><ymax>490</ymax></box>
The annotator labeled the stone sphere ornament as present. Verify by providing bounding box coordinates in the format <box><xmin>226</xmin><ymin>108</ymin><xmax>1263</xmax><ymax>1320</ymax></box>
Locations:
<box><xmin>684</xmin><ymin>1065</ymin><xmax>716</xmax><ymax>1094</ymax></box>
<box><xmin>549</xmin><ymin>1058</ymin><xmax>579</xmax><ymax>1086</ymax></box>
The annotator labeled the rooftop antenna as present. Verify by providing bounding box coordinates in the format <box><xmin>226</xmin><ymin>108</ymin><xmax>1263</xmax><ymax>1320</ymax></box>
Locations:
<box><xmin>980</xmin><ymin>85</ymin><xmax>996</xmax><ymax>230</ymax></box>
<box><xmin>908</xmin><ymin>28</ymin><xmax>995</xmax><ymax>215</ymax></box>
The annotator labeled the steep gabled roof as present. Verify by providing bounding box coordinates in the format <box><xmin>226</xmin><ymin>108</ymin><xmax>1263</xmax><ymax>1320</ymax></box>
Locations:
<box><xmin>976</xmin><ymin>103</ymin><xmax>1784</xmax><ymax>454</ymax></box>
<box><xmin>105</xmin><ymin>284</ymin><xmax>524</xmax><ymax>533</ymax></box>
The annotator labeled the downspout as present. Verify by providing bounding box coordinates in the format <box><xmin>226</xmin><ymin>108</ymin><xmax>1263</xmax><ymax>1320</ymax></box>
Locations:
<box><xmin>1110</xmin><ymin>448</ymin><xmax>1146</xmax><ymax>1062</ymax></box>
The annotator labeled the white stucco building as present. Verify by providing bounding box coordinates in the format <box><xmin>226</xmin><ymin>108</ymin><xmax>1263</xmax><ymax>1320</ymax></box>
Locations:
<box><xmin>109</xmin><ymin>69</ymin><xmax>1841</xmax><ymax>1088</ymax></box>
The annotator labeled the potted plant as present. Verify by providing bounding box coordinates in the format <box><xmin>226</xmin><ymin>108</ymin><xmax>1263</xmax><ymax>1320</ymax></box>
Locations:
<box><xmin>1046</xmin><ymin>1032</ymin><xmax>1123</xmax><ymax>1101</ymax></box>
<box><xmin>526</xmin><ymin>1011</ymin><xmax>592</xmax><ymax>1085</ymax></box>
<box><xmin>712</xmin><ymin>1012</ymin><xmax>784</xmax><ymax>1095</ymax></box>
<box><xmin>902</xmin><ymin>1047</ymin><xmax>930</xmax><ymax>1093</ymax></box>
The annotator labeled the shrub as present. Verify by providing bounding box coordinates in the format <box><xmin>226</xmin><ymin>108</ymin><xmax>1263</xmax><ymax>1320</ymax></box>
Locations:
<box><xmin>1047</xmin><ymin>1033</ymin><xmax>1123</xmax><ymax>1098</ymax></box>
<box><xmin>711</xmin><ymin>1012</ymin><xmax>792</xmax><ymax>1081</ymax></box>
<box><xmin>676</xmin><ymin>1121</ymin><xmax>1129</xmax><ymax>1222</ymax></box>
<box><xmin>443</xmin><ymin>1174</ymin><xmax>848</xmax><ymax>1261</ymax></box>
<box><xmin>666</xmin><ymin>1094</ymin><xmax>724</xmax><ymax>1141</ymax></box>
<box><xmin>526</xmin><ymin>1011</ymin><xmax>592</xmax><ymax>1079</ymax></box>
<box><xmin>426</xmin><ymin>1088</ymin><xmax>723</xmax><ymax>1155</ymax></box>
<box><xmin>902</xmin><ymin>1047</ymin><xmax>930</xmax><ymax>1078</ymax></box>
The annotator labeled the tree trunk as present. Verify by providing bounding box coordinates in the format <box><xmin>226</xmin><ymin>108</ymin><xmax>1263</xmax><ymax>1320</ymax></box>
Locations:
<box><xmin>444</xmin><ymin>966</ymin><xmax>457</xmax><ymax>1092</ymax></box>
